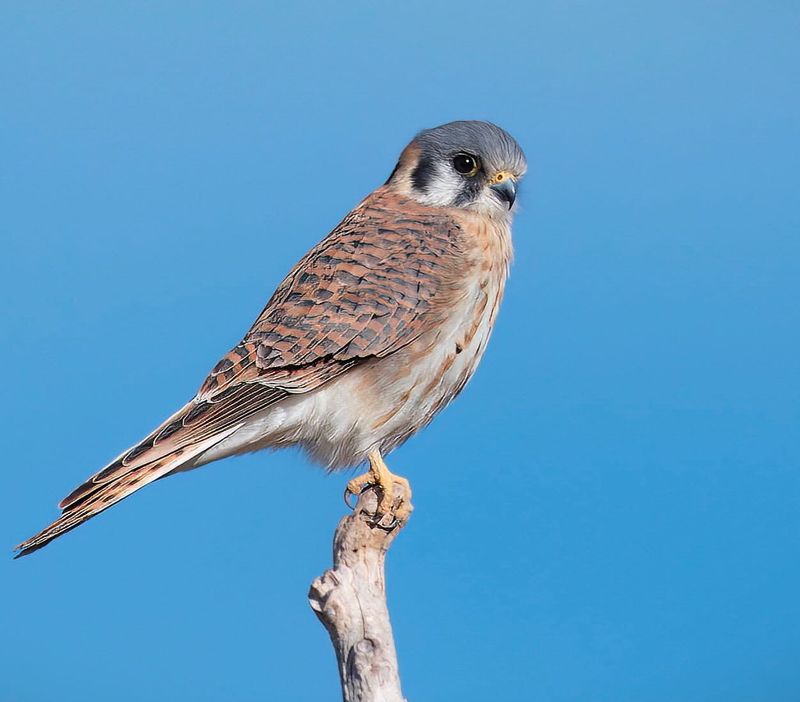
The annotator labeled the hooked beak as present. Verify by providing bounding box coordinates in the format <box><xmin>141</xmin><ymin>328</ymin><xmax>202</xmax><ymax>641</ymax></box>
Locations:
<box><xmin>489</xmin><ymin>176</ymin><xmax>517</xmax><ymax>209</ymax></box>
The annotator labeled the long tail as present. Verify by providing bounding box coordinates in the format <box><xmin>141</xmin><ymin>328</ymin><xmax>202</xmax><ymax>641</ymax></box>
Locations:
<box><xmin>14</xmin><ymin>403</ymin><xmax>241</xmax><ymax>557</ymax></box>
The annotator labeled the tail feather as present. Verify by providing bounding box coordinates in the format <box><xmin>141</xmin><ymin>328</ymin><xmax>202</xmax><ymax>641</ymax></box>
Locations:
<box><xmin>14</xmin><ymin>415</ymin><xmax>241</xmax><ymax>558</ymax></box>
<box><xmin>57</xmin><ymin>384</ymin><xmax>274</xmax><ymax>511</ymax></box>
<box><xmin>14</xmin><ymin>459</ymin><xmax>173</xmax><ymax>558</ymax></box>
<box><xmin>57</xmin><ymin>403</ymin><xmax>194</xmax><ymax>511</ymax></box>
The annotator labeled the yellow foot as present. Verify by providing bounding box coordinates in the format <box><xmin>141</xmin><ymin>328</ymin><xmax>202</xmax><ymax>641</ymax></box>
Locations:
<box><xmin>344</xmin><ymin>448</ymin><xmax>412</xmax><ymax>525</ymax></box>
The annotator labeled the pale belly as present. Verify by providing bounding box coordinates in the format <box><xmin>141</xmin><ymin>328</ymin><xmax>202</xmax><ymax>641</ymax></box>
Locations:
<box><xmin>198</xmin><ymin>275</ymin><xmax>502</xmax><ymax>471</ymax></box>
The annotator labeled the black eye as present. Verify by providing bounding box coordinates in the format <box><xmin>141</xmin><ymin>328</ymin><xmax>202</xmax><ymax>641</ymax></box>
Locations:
<box><xmin>452</xmin><ymin>153</ymin><xmax>479</xmax><ymax>176</ymax></box>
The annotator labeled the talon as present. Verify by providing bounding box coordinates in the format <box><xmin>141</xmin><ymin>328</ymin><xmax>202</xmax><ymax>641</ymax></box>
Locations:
<box><xmin>342</xmin><ymin>449</ymin><xmax>412</xmax><ymax>526</ymax></box>
<box><xmin>372</xmin><ymin>512</ymin><xmax>399</xmax><ymax>531</ymax></box>
<box><xmin>344</xmin><ymin>473</ymin><xmax>374</xmax><ymax>510</ymax></box>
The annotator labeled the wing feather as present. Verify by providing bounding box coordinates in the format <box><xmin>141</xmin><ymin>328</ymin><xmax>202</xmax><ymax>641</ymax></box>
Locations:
<box><xmin>198</xmin><ymin>189</ymin><xmax>466</xmax><ymax>400</ymax></box>
<box><xmin>14</xmin><ymin>190</ymin><xmax>469</xmax><ymax>556</ymax></box>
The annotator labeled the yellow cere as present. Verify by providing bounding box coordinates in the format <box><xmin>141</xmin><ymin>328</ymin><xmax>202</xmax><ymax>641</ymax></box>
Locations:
<box><xmin>490</xmin><ymin>171</ymin><xmax>514</xmax><ymax>184</ymax></box>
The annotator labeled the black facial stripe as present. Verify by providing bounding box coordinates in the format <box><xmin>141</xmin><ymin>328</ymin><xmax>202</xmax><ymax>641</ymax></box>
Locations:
<box><xmin>411</xmin><ymin>155</ymin><xmax>436</xmax><ymax>193</ymax></box>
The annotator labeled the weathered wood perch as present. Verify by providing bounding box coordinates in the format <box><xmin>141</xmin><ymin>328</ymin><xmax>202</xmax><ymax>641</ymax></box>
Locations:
<box><xmin>309</xmin><ymin>483</ymin><xmax>413</xmax><ymax>702</ymax></box>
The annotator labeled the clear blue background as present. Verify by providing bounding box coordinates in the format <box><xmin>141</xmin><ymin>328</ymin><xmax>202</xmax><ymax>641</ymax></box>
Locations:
<box><xmin>2</xmin><ymin>2</ymin><xmax>798</xmax><ymax>700</ymax></box>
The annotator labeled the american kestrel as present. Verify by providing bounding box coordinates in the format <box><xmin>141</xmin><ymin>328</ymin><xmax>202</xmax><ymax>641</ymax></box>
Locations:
<box><xmin>16</xmin><ymin>120</ymin><xmax>527</xmax><ymax>556</ymax></box>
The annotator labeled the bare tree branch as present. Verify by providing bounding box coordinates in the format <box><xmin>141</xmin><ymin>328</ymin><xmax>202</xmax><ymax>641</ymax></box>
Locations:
<box><xmin>309</xmin><ymin>483</ymin><xmax>413</xmax><ymax>702</ymax></box>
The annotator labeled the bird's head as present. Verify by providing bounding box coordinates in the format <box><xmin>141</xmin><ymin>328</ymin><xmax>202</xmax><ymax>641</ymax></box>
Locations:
<box><xmin>386</xmin><ymin>120</ymin><xmax>527</xmax><ymax>218</ymax></box>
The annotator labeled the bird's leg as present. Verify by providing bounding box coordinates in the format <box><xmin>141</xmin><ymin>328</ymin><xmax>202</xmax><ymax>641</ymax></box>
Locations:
<box><xmin>344</xmin><ymin>448</ymin><xmax>412</xmax><ymax>524</ymax></box>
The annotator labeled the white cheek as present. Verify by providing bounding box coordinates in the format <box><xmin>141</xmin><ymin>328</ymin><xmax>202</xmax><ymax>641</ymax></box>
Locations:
<box><xmin>414</xmin><ymin>164</ymin><xmax>463</xmax><ymax>207</ymax></box>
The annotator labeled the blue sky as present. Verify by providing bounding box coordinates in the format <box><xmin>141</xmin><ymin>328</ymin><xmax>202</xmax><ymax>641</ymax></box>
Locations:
<box><xmin>2</xmin><ymin>2</ymin><xmax>798</xmax><ymax>700</ymax></box>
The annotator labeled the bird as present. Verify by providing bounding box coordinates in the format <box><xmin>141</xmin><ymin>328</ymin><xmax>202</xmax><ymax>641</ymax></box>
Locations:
<box><xmin>15</xmin><ymin>120</ymin><xmax>527</xmax><ymax>557</ymax></box>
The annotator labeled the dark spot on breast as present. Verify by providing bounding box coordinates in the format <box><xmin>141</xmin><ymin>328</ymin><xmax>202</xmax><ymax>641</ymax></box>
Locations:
<box><xmin>455</xmin><ymin>342</ymin><xmax>463</xmax><ymax>354</ymax></box>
